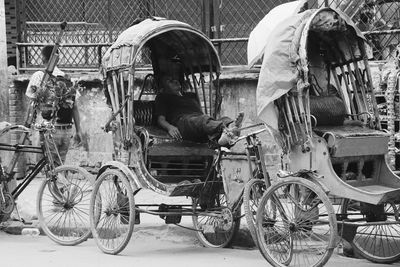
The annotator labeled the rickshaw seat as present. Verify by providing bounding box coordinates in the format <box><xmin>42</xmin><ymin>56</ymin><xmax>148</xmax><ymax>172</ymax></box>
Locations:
<box><xmin>313</xmin><ymin>125</ymin><xmax>390</xmax><ymax>157</ymax></box>
<box><xmin>314</xmin><ymin>125</ymin><xmax>390</xmax><ymax>138</ymax></box>
<box><xmin>133</xmin><ymin>100</ymin><xmax>214</xmax><ymax>157</ymax></box>
<box><xmin>144</xmin><ymin>126</ymin><xmax>213</xmax><ymax>156</ymax></box>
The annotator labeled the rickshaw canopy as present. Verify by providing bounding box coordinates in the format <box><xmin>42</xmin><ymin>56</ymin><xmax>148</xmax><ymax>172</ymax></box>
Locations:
<box><xmin>101</xmin><ymin>18</ymin><xmax>221</xmax><ymax>74</ymax></box>
<box><xmin>255</xmin><ymin>7</ymin><xmax>371</xmax><ymax>119</ymax></box>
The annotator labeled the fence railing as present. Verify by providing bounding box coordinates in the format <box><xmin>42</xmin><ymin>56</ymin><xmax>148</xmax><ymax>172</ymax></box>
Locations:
<box><xmin>16</xmin><ymin>42</ymin><xmax>110</xmax><ymax>72</ymax></box>
<box><xmin>16</xmin><ymin>37</ymin><xmax>250</xmax><ymax>73</ymax></box>
<box><xmin>14</xmin><ymin>0</ymin><xmax>400</xmax><ymax>72</ymax></box>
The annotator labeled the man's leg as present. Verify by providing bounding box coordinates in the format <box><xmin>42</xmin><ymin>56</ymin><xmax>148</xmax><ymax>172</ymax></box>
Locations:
<box><xmin>177</xmin><ymin>114</ymin><xmax>234</xmax><ymax>142</ymax></box>
<box><xmin>51</xmin><ymin>128</ymin><xmax>73</xmax><ymax>166</ymax></box>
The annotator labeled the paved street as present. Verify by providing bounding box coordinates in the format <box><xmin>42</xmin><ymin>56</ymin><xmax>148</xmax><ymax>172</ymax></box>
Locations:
<box><xmin>1</xmin><ymin>212</ymin><xmax>399</xmax><ymax>267</ymax></box>
<box><xmin>1</xmin><ymin>179</ymin><xmax>399</xmax><ymax>267</ymax></box>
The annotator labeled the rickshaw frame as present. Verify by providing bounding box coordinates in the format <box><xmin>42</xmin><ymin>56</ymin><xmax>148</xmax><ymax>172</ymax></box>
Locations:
<box><xmin>90</xmin><ymin>17</ymin><xmax>270</xmax><ymax>255</ymax></box>
<box><xmin>254</xmin><ymin>6</ymin><xmax>400</xmax><ymax>266</ymax></box>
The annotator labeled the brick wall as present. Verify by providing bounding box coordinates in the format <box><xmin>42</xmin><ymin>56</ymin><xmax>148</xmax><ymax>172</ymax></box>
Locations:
<box><xmin>5</xmin><ymin>0</ymin><xmax>19</xmax><ymax>64</ymax></box>
<box><xmin>7</xmin><ymin>78</ymin><xmax>28</xmax><ymax>177</ymax></box>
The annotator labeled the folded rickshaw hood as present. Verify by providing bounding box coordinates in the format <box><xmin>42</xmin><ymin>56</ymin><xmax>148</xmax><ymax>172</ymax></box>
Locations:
<box><xmin>256</xmin><ymin>7</ymin><xmax>368</xmax><ymax>118</ymax></box>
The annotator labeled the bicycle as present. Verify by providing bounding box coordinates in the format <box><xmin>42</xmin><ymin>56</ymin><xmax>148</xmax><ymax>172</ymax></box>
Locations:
<box><xmin>0</xmin><ymin>120</ymin><xmax>93</xmax><ymax>246</ymax></box>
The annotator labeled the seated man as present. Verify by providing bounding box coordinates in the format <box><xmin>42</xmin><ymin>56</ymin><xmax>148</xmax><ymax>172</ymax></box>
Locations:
<box><xmin>154</xmin><ymin>75</ymin><xmax>243</xmax><ymax>146</ymax></box>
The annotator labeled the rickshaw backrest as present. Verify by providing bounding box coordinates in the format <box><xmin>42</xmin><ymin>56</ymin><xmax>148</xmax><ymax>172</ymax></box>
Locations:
<box><xmin>138</xmin><ymin>74</ymin><xmax>158</xmax><ymax>100</ymax></box>
<box><xmin>134</xmin><ymin>100</ymin><xmax>156</xmax><ymax>126</ymax></box>
<box><xmin>134</xmin><ymin>74</ymin><xmax>158</xmax><ymax>126</ymax></box>
<box><xmin>309</xmin><ymin>94</ymin><xmax>347</xmax><ymax>126</ymax></box>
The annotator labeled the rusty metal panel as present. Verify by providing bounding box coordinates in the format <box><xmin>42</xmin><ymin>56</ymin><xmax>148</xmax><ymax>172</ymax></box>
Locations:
<box><xmin>220</xmin><ymin>153</ymin><xmax>252</xmax><ymax>207</ymax></box>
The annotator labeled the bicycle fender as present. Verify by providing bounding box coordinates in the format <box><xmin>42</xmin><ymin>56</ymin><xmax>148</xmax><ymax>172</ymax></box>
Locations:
<box><xmin>97</xmin><ymin>160</ymin><xmax>139</xmax><ymax>191</ymax></box>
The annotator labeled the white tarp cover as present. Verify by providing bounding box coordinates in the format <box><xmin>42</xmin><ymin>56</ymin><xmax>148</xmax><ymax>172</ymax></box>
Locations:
<box><xmin>247</xmin><ymin>0</ymin><xmax>307</xmax><ymax>67</ymax></box>
<box><xmin>256</xmin><ymin>10</ymin><xmax>314</xmax><ymax>127</ymax></box>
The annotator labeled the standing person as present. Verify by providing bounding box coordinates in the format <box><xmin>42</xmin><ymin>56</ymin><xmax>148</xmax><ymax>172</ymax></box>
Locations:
<box><xmin>26</xmin><ymin>45</ymin><xmax>82</xmax><ymax>165</ymax></box>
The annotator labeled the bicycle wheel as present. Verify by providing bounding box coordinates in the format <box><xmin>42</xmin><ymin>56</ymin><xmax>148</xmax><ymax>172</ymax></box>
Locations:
<box><xmin>90</xmin><ymin>169</ymin><xmax>135</xmax><ymax>255</ymax></box>
<box><xmin>192</xmin><ymin>193</ymin><xmax>240</xmax><ymax>248</ymax></box>
<box><xmin>256</xmin><ymin>177</ymin><xmax>337</xmax><ymax>267</ymax></box>
<box><xmin>341</xmin><ymin>199</ymin><xmax>400</xmax><ymax>263</ymax></box>
<box><xmin>243</xmin><ymin>178</ymin><xmax>266</xmax><ymax>246</ymax></box>
<box><xmin>37</xmin><ymin>165</ymin><xmax>94</xmax><ymax>246</ymax></box>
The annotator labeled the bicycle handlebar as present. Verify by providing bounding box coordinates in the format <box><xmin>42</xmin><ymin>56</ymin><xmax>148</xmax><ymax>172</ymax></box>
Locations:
<box><xmin>0</xmin><ymin>124</ymin><xmax>30</xmax><ymax>137</ymax></box>
<box><xmin>0</xmin><ymin>122</ymin><xmax>57</xmax><ymax>138</ymax></box>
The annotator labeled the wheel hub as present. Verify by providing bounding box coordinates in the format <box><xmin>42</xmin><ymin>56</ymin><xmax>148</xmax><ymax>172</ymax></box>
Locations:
<box><xmin>0</xmin><ymin>192</ymin><xmax>14</xmax><ymax>215</ymax></box>
<box><xmin>289</xmin><ymin>222</ymin><xmax>297</xmax><ymax>232</ymax></box>
<box><xmin>219</xmin><ymin>208</ymin><xmax>233</xmax><ymax>231</ymax></box>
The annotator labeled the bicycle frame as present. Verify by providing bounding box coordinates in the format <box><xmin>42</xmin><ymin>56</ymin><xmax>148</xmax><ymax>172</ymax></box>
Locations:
<box><xmin>0</xmin><ymin>125</ymin><xmax>59</xmax><ymax>210</ymax></box>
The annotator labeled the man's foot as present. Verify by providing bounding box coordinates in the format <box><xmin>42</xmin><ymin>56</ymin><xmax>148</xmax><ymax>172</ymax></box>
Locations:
<box><xmin>234</xmin><ymin>112</ymin><xmax>245</xmax><ymax>128</ymax></box>
<box><xmin>218</xmin><ymin>112</ymin><xmax>244</xmax><ymax>147</ymax></box>
<box><xmin>218</xmin><ymin>129</ymin><xmax>238</xmax><ymax>147</ymax></box>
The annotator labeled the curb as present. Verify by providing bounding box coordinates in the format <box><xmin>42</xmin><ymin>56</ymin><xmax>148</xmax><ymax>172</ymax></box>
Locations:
<box><xmin>0</xmin><ymin>219</ymin><xmax>256</xmax><ymax>248</ymax></box>
<box><xmin>0</xmin><ymin>220</ymin><xmax>44</xmax><ymax>235</ymax></box>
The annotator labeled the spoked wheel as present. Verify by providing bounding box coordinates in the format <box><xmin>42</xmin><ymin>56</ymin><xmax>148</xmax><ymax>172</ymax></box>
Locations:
<box><xmin>37</xmin><ymin>165</ymin><xmax>94</xmax><ymax>246</ymax></box>
<box><xmin>341</xmin><ymin>199</ymin><xmax>400</xmax><ymax>263</ymax></box>
<box><xmin>243</xmin><ymin>178</ymin><xmax>266</xmax><ymax>246</ymax></box>
<box><xmin>89</xmin><ymin>169</ymin><xmax>135</xmax><ymax>255</ymax></box>
<box><xmin>192</xmin><ymin>193</ymin><xmax>240</xmax><ymax>248</ymax></box>
<box><xmin>256</xmin><ymin>177</ymin><xmax>337</xmax><ymax>267</ymax></box>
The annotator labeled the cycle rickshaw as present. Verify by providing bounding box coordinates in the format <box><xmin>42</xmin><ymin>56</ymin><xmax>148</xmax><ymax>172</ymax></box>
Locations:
<box><xmin>252</xmin><ymin>6</ymin><xmax>400</xmax><ymax>267</ymax></box>
<box><xmin>89</xmin><ymin>17</ymin><xmax>271</xmax><ymax>255</ymax></box>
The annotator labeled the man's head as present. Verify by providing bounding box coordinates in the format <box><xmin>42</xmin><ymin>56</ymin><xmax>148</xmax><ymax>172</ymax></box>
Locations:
<box><xmin>160</xmin><ymin>75</ymin><xmax>182</xmax><ymax>95</ymax></box>
<box><xmin>41</xmin><ymin>45</ymin><xmax>56</xmax><ymax>64</ymax></box>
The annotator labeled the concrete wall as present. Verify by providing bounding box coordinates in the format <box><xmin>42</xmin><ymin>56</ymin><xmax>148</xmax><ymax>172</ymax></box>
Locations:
<box><xmin>219</xmin><ymin>70</ymin><xmax>259</xmax><ymax>123</ymax></box>
<box><xmin>8</xmin><ymin>69</ymin><xmax>281</xmax><ymax>175</ymax></box>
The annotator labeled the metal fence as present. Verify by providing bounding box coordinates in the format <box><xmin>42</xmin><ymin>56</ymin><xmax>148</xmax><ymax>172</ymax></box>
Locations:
<box><xmin>318</xmin><ymin>0</ymin><xmax>400</xmax><ymax>61</ymax></box>
<box><xmin>14</xmin><ymin>0</ymin><xmax>400</xmax><ymax>71</ymax></box>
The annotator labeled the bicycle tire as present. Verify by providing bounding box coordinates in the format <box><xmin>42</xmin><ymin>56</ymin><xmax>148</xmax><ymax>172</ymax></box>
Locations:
<box><xmin>37</xmin><ymin>165</ymin><xmax>94</xmax><ymax>246</ymax></box>
<box><xmin>90</xmin><ymin>169</ymin><xmax>135</xmax><ymax>255</ymax></box>
<box><xmin>243</xmin><ymin>178</ymin><xmax>266</xmax><ymax>247</ymax></box>
<box><xmin>341</xmin><ymin>199</ymin><xmax>400</xmax><ymax>263</ymax></box>
<box><xmin>192</xmin><ymin>193</ymin><xmax>240</xmax><ymax>248</ymax></box>
<box><xmin>256</xmin><ymin>177</ymin><xmax>337</xmax><ymax>267</ymax></box>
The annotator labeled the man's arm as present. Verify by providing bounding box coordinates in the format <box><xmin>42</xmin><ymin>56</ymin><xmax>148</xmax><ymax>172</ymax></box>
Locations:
<box><xmin>154</xmin><ymin>94</ymin><xmax>182</xmax><ymax>139</ymax></box>
<box><xmin>26</xmin><ymin>71</ymin><xmax>44</xmax><ymax>99</ymax></box>
<box><xmin>72</xmin><ymin>103</ymin><xmax>82</xmax><ymax>144</ymax></box>
<box><xmin>157</xmin><ymin>115</ymin><xmax>182</xmax><ymax>140</ymax></box>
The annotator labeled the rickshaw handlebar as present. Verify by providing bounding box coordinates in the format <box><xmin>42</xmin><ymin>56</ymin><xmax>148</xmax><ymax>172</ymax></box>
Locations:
<box><xmin>230</xmin><ymin>123</ymin><xmax>269</xmax><ymax>145</ymax></box>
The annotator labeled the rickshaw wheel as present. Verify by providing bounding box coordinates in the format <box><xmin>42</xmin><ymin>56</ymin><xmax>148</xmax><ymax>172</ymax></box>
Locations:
<box><xmin>37</xmin><ymin>165</ymin><xmax>94</xmax><ymax>246</ymax></box>
<box><xmin>90</xmin><ymin>169</ymin><xmax>135</xmax><ymax>255</ymax></box>
<box><xmin>256</xmin><ymin>177</ymin><xmax>337</xmax><ymax>267</ymax></box>
<box><xmin>341</xmin><ymin>199</ymin><xmax>400</xmax><ymax>263</ymax></box>
<box><xmin>243</xmin><ymin>178</ymin><xmax>267</xmax><ymax>247</ymax></box>
<box><xmin>192</xmin><ymin>193</ymin><xmax>240</xmax><ymax>248</ymax></box>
